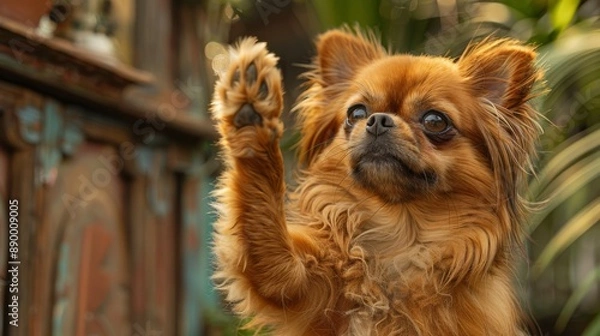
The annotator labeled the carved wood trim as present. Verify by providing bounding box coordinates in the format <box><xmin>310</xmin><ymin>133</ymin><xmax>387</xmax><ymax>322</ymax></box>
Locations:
<box><xmin>126</xmin><ymin>145</ymin><xmax>181</xmax><ymax>335</ymax></box>
<box><xmin>0</xmin><ymin>18</ymin><xmax>153</xmax><ymax>90</ymax></box>
<box><xmin>0</xmin><ymin>19</ymin><xmax>217</xmax><ymax>142</ymax></box>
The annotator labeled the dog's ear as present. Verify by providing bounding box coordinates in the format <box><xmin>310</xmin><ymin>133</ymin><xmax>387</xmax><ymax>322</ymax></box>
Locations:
<box><xmin>458</xmin><ymin>39</ymin><xmax>542</xmax><ymax>227</ymax></box>
<box><xmin>296</xmin><ymin>29</ymin><xmax>385</xmax><ymax>165</ymax></box>
<box><xmin>458</xmin><ymin>39</ymin><xmax>538</xmax><ymax>110</ymax></box>
<box><xmin>317</xmin><ymin>29</ymin><xmax>385</xmax><ymax>86</ymax></box>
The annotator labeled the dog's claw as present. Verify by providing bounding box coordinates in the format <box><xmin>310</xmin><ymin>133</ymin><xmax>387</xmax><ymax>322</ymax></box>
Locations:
<box><xmin>233</xmin><ymin>103</ymin><xmax>263</xmax><ymax>128</ymax></box>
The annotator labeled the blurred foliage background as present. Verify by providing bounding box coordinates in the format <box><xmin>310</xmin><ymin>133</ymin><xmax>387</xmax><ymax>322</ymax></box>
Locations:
<box><xmin>198</xmin><ymin>0</ymin><xmax>600</xmax><ymax>335</ymax></box>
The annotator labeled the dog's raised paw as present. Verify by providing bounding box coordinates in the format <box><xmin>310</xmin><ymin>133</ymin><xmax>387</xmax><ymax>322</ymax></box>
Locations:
<box><xmin>212</xmin><ymin>38</ymin><xmax>283</xmax><ymax>130</ymax></box>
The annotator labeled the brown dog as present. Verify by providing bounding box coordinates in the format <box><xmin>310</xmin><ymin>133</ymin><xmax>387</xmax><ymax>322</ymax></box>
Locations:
<box><xmin>211</xmin><ymin>29</ymin><xmax>541</xmax><ymax>335</ymax></box>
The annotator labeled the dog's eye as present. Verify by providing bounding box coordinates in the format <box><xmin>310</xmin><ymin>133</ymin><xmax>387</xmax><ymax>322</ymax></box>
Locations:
<box><xmin>421</xmin><ymin>110</ymin><xmax>451</xmax><ymax>134</ymax></box>
<box><xmin>346</xmin><ymin>104</ymin><xmax>368</xmax><ymax>126</ymax></box>
<box><xmin>421</xmin><ymin>110</ymin><xmax>456</xmax><ymax>143</ymax></box>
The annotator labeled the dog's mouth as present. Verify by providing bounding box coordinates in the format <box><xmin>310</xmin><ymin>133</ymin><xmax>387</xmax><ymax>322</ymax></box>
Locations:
<box><xmin>353</xmin><ymin>153</ymin><xmax>437</xmax><ymax>182</ymax></box>
<box><xmin>356</xmin><ymin>153</ymin><xmax>434</xmax><ymax>180</ymax></box>
<box><xmin>350</xmin><ymin>142</ymin><xmax>438</xmax><ymax>202</ymax></box>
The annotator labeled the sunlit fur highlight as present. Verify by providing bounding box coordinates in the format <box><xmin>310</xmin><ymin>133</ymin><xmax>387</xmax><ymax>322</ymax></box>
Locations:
<box><xmin>211</xmin><ymin>29</ymin><xmax>542</xmax><ymax>335</ymax></box>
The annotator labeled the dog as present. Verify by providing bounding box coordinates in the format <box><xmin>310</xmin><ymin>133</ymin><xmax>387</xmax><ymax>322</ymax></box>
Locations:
<box><xmin>211</xmin><ymin>28</ymin><xmax>541</xmax><ymax>335</ymax></box>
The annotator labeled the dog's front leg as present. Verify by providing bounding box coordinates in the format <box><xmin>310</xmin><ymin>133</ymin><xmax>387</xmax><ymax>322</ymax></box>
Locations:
<box><xmin>211</xmin><ymin>38</ymin><xmax>312</xmax><ymax>309</ymax></box>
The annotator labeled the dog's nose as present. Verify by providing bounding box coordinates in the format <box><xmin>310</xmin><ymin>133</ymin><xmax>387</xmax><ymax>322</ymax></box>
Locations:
<box><xmin>366</xmin><ymin>113</ymin><xmax>395</xmax><ymax>136</ymax></box>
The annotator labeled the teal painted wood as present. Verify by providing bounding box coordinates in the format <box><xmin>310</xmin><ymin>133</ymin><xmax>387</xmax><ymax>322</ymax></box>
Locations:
<box><xmin>52</xmin><ymin>243</ymin><xmax>71</xmax><ymax>336</ymax></box>
<box><xmin>17</xmin><ymin>102</ymin><xmax>84</xmax><ymax>186</ymax></box>
<box><xmin>199</xmin><ymin>176</ymin><xmax>220</xmax><ymax>313</ymax></box>
<box><xmin>39</xmin><ymin>101</ymin><xmax>62</xmax><ymax>186</ymax></box>
<box><xmin>16</xmin><ymin>105</ymin><xmax>42</xmax><ymax>144</ymax></box>
<box><xmin>180</xmin><ymin>148</ymin><xmax>223</xmax><ymax>335</ymax></box>
<box><xmin>182</xmin><ymin>173</ymin><xmax>202</xmax><ymax>336</ymax></box>
<box><xmin>62</xmin><ymin>107</ymin><xmax>85</xmax><ymax>155</ymax></box>
<box><xmin>135</xmin><ymin>146</ymin><xmax>170</xmax><ymax>216</ymax></box>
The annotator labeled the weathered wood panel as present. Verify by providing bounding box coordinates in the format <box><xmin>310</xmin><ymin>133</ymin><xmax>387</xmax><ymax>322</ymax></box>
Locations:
<box><xmin>43</xmin><ymin>142</ymin><xmax>130</xmax><ymax>335</ymax></box>
<box><xmin>1</xmin><ymin>7</ymin><xmax>215</xmax><ymax>335</ymax></box>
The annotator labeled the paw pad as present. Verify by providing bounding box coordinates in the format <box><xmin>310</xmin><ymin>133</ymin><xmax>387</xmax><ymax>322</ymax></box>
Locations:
<box><xmin>228</xmin><ymin>60</ymin><xmax>274</xmax><ymax>128</ymax></box>
<box><xmin>233</xmin><ymin>104</ymin><xmax>262</xmax><ymax>128</ymax></box>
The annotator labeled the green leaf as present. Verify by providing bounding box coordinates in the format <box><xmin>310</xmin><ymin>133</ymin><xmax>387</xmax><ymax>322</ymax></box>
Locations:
<box><xmin>528</xmin><ymin>152</ymin><xmax>600</xmax><ymax>233</ymax></box>
<box><xmin>550</xmin><ymin>0</ymin><xmax>580</xmax><ymax>33</ymax></box>
<box><xmin>555</xmin><ymin>267</ymin><xmax>600</xmax><ymax>333</ymax></box>
<box><xmin>530</xmin><ymin>127</ymin><xmax>600</xmax><ymax>198</ymax></box>
<box><xmin>533</xmin><ymin>199</ymin><xmax>600</xmax><ymax>277</ymax></box>
<box><xmin>583</xmin><ymin>313</ymin><xmax>600</xmax><ymax>336</ymax></box>
<box><xmin>310</xmin><ymin>0</ymin><xmax>380</xmax><ymax>30</ymax></box>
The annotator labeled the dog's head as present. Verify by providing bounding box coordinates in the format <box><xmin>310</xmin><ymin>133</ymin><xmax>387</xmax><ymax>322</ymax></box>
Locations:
<box><xmin>296</xmin><ymin>29</ymin><xmax>541</xmax><ymax>220</ymax></box>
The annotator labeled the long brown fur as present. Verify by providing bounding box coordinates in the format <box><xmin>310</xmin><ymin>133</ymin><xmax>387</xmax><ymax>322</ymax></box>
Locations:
<box><xmin>211</xmin><ymin>29</ymin><xmax>542</xmax><ymax>335</ymax></box>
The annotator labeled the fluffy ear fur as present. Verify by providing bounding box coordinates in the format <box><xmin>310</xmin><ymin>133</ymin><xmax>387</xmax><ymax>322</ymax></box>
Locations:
<box><xmin>317</xmin><ymin>29</ymin><xmax>386</xmax><ymax>86</ymax></box>
<box><xmin>295</xmin><ymin>29</ymin><xmax>386</xmax><ymax>165</ymax></box>
<box><xmin>458</xmin><ymin>39</ymin><xmax>542</xmax><ymax>232</ymax></box>
<box><xmin>458</xmin><ymin>39</ymin><xmax>538</xmax><ymax>110</ymax></box>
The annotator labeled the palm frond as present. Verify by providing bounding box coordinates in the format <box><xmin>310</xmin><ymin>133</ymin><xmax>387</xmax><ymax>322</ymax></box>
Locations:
<box><xmin>555</xmin><ymin>267</ymin><xmax>600</xmax><ymax>333</ymax></box>
<box><xmin>533</xmin><ymin>199</ymin><xmax>600</xmax><ymax>277</ymax></box>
